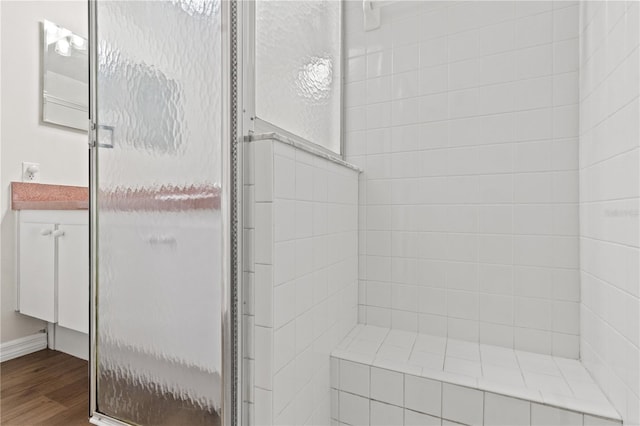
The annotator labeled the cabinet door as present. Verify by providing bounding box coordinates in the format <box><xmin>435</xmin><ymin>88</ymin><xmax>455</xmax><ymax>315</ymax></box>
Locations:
<box><xmin>19</xmin><ymin>222</ymin><xmax>56</xmax><ymax>322</ymax></box>
<box><xmin>57</xmin><ymin>224</ymin><xmax>89</xmax><ymax>333</ymax></box>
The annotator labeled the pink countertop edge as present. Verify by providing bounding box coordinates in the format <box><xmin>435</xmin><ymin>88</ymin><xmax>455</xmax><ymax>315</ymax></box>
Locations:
<box><xmin>11</xmin><ymin>182</ymin><xmax>89</xmax><ymax>210</ymax></box>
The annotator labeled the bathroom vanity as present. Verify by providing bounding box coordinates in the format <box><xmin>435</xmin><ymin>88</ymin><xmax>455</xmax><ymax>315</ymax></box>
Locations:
<box><xmin>11</xmin><ymin>182</ymin><xmax>89</xmax><ymax>359</ymax></box>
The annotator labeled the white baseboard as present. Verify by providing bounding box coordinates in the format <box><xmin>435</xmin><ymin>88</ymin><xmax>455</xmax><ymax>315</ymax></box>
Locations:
<box><xmin>0</xmin><ymin>332</ymin><xmax>48</xmax><ymax>363</ymax></box>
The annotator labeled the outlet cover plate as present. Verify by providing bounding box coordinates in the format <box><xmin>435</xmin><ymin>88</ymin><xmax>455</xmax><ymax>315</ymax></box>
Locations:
<box><xmin>22</xmin><ymin>162</ymin><xmax>40</xmax><ymax>182</ymax></box>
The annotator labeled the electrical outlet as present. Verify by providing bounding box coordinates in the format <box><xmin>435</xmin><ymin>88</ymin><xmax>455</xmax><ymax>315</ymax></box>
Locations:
<box><xmin>22</xmin><ymin>162</ymin><xmax>40</xmax><ymax>182</ymax></box>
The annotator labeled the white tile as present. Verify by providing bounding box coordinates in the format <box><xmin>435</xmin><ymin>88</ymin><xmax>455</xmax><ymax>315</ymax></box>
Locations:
<box><xmin>480</xmin><ymin>345</ymin><xmax>519</xmax><ymax>369</ymax></box>
<box><xmin>446</xmin><ymin>339</ymin><xmax>480</xmax><ymax>362</ymax></box>
<box><xmin>484</xmin><ymin>392</ymin><xmax>530</xmax><ymax>426</ymax></box>
<box><xmin>408</xmin><ymin>350</ymin><xmax>444</xmax><ymax>371</ymax></box>
<box><xmin>373</xmin><ymin>359</ymin><xmax>422</xmax><ymax>377</ymax></box>
<box><xmin>404</xmin><ymin>374</ymin><xmax>442</xmax><ymax>417</ymax></box>
<box><xmin>384</xmin><ymin>329</ymin><xmax>417</xmax><ymax>349</ymax></box>
<box><xmin>515</xmin><ymin>328</ymin><xmax>552</xmax><ymax>355</ymax></box>
<box><xmin>515</xmin><ymin>44</ymin><xmax>553</xmax><ymax>80</ymax></box>
<box><xmin>349</xmin><ymin>339</ymin><xmax>382</xmax><ymax>356</ymax></box>
<box><xmin>367</xmin><ymin>50</ymin><xmax>392</xmax><ymax>80</ymax></box>
<box><xmin>420</xmin><ymin>36</ymin><xmax>448</xmax><ymax>68</ymax></box>
<box><xmin>393</xmin><ymin>44</ymin><xmax>420</xmax><ymax>73</ymax></box>
<box><xmin>554</xmin><ymin>358</ymin><xmax>593</xmax><ymax>383</ymax></box>
<box><xmin>370</xmin><ymin>401</ymin><xmax>403</xmax><ymax>426</ymax></box>
<box><xmin>273</xmin><ymin>280</ymin><xmax>296</xmax><ymax>328</ymax></box>
<box><xmin>393</xmin><ymin>70</ymin><xmax>419</xmax><ymax>100</ymax></box>
<box><xmin>371</xmin><ymin>366</ymin><xmax>404</xmax><ymax>406</ymax></box>
<box><xmin>377</xmin><ymin>344</ymin><xmax>411</xmax><ymax>362</ymax></box>
<box><xmin>414</xmin><ymin>334</ymin><xmax>447</xmax><ymax>355</ymax></box>
<box><xmin>531</xmin><ymin>403</ymin><xmax>583</xmax><ymax>426</ymax></box>
<box><xmin>479</xmin><ymin>21</ymin><xmax>515</xmax><ymax>56</ymax></box>
<box><xmin>517</xmin><ymin>351</ymin><xmax>561</xmax><ymax>376</ymax></box>
<box><xmin>479</xmin><ymin>294</ymin><xmax>513</xmax><ymax>326</ymax></box>
<box><xmin>255</xmin><ymin>388</ymin><xmax>273</xmax><ymax>425</ymax></box>
<box><xmin>524</xmin><ymin>371</ymin><xmax>573</xmax><ymax>396</ymax></box>
<box><xmin>445</xmin><ymin>357</ymin><xmax>482</xmax><ymax>378</ymax></box>
<box><xmin>482</xmin><ymin>364</ymin><xmax>525</xmax><ymax>387</ymax></box>
<box><xmin>366</xmin><ymin>76</ymin><xmax>392</xmax><ymax>104</ymax></box>
<box><xmin>404</xmin><ymin>409</ymin><xmax>441</xmax><ymax>426</ymax></box>
<box><xmin>515</xmin><ymin>12</ymin><xmax>553</xmax><ymax>48</ymax></box>
<box><xmin>449</xmin><ymin>30</ymin><xmax>479</xmax><ymax>62</ymax></box>
<box><xmin>255</xmin><ymin>326</ymin><xmax>273</xmax><ymax>390</ymax></box>
<box><xmin>442</xmin><ymin>383</ymin><xmax>484</xmax><ymax>426</ymax></box>
<box><xmin>254</xmin><ymin>141</ymin><xmax>273</xmax><ymax>202</ymax></box>
<box><xmin>479</xmin><ymin>323</ymin><xmax>515</xmax><ymax>349</ymax></box>
<box><xmin>419</xmin><ymin>287</ymin><xmax>447</xmax><ymax>316</ymax></box>
<box><xmin>273</xmin><ymin>362</ymin><xmax>296</xmax><ymax>415</ymax></box>
<box><xmin>255</xmin><ymin>203</ymin><xmax>273</xmax><ymax>264</ymax></box>
<box><xmin>339</xmin><ymin>360</ymin><xmax>370</xmax><ymax>397</ymax></box>
<box><xmin>254</xmin><ymin>265</ymin><xmax>273</xmax><ymax>327</ymax></box>
<box><xmin>339</xmin><ymin>391</ymin><xmax>370</xmax><ymax>426</ymax></box>
<box><xmin>391</xmin><ymin>284</ymin><xmax>418</xmax><ymax>314</ymax></box>
<box><xmin>583</xmin><ymin>415</ymin><xmax>621</xmax><ymax>426</ymax></box>
<box><xmin>447</xmin><ymin>317</ymin><xmax>480</xmax><ymax>343</ymax></box>
<box><xmin>346</xmin><ymin>55</ymin><xmax>366</xmax><ymax>82</ymax></box>
<box><xmin>274</xmin><ymin>154</ymin><xmax>296</xmax><ymax>200</ymax></box>
<box><xmin>273</xmin><ymin>321</ymin><xmax>295</xmax><ymax>372</ymax></box>
<box><xmin>419</xmin><ymin>64</ymin><xmax>448</xmax><ymax>95</ymax></box>
<box><xmin>358</xmin><ymin>325</ymin><xmax>390</xmax><ymax>344</ymax></box>
<box><xmin>554</xmin><ymin>39</ymin><xmax>579</xmax><ymax>73</ymax></box>
<box><xmin>331</xmin><ymin>356</ymin><xmax>340</xmax><ymax>388</ymax></box>
<box><xmin>273</xmin><ymin>241</ymin><xmax>296</xmax><ymax>285</ymax></box>
<box><xmin>478</xmin><ymin>51</ymin><xmax>515</xmax><ymax>86</ymax></box>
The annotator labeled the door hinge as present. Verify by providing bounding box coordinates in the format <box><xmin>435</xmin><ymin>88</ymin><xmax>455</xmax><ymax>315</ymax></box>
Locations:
<box><xmin>88</xmin><ymin>120</ymin><xmax>97</xmax><ymax>148</ymax></box>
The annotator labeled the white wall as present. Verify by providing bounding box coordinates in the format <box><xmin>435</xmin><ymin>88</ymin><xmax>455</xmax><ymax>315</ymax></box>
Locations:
<box><xmin>0</xmin><ymin>1</ymin><xmax>88</xmax><ymax>343</ymax></box>
<box><xmin>344</xmin><ymin>1</ymin><xmax>581</xmax><ymax>357</ymax></box>
<box><xmin>578</xmin><ymin>2</ymin><xmax>639</xmax><ymax>424</ymax></box>
<box><xmin>244</xmin><ymin>138</ymin><xmax>359</xmax><ymax>425</ymax></box>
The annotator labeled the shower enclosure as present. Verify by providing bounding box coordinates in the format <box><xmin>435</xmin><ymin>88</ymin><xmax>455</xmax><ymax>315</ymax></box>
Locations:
<box><xmin>86</xmin><ymin>1</ymin><xmax>639</xmax><ymax>426</ymax></box>
<box><xmin>88</xmin><ymin>0</ymin><xmax>238</xmax><ymax>425</ymax></box>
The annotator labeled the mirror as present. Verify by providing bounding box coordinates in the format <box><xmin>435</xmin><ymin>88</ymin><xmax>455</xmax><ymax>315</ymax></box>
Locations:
<box><xmin>42</xmin><ymin>20</ymin><xmax>88</xmax><ymax>131</ymax></box>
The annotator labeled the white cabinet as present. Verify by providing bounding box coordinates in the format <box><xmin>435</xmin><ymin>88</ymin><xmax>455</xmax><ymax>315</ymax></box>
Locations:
<box><xmin>57</xmin><ymin>224</ymin><xmax>89</xmax><ymax>333</ymax></box>
<box><xmin>18</xmin><ymin>222</ymin><xmax>56</xmax><ymax>322</ymax></box>
<box><xmin>17</xmin><ymin>211</ymin><xmax>88</xmax><ymax>333</ymax></box>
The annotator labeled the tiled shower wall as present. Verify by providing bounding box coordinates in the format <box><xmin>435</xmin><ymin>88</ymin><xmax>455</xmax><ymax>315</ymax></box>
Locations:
<box><xmin>244</xmin><ymin>138</ymin><xmax>359</xmax><ymax>425</ymax></box>
<box><xmin>344</xmin><ymin>1</ymin><xmax>581</xmax><ymax>357</ymax></box>
<box><xmin>578</xmin><ymin>2</ymin><xmax>639</xmax><ymax>424</ymax></box>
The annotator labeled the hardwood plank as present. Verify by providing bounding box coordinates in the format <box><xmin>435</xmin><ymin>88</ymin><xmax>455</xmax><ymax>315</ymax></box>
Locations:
<box><xmin>45</xmin><ymin>376</ymin><xmax>88</xmax><ymax>408</ymax></box>
<box><xmin>39</xmin><ymin>400</ymin><xmax>89</xmax><ymax>426</ymax></box>
<box><xmin>0</xmin><ymin>350</ymin><xmax>90</xmax><ymax>425</ymax></box>
<box><xmin>1</xmin><ymin>395</ymin><xmax>68</xmax><ymax>424</ymax></box>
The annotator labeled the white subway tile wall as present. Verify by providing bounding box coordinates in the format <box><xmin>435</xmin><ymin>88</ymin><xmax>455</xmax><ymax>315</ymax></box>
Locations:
<box><xmin>578</xmin><ymin>2</ymin><xmax>640</xmax><ymax>425</ymax></box>
<box><xmin>344</xmin><ymin>1</ymin><xmax>581</xmax><ymax>356</ymax></box>
<box><xmin>245</xmin><ymin>139</ymin><xmax>359</xmax><ymax>425</ymax></box>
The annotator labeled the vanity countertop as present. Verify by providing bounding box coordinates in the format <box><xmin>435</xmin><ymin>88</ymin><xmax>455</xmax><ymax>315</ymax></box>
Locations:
<box><xmin>11</xmin><ymin>182</ymin><xmax>88</xmax><ymax>210</ymax></box>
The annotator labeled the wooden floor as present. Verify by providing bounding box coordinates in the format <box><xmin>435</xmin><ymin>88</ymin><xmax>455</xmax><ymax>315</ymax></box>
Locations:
<box><xmin>0</xmin><ymin>349</ymin><xmax>90</xmax><ymax>426</ymax></box>
<box><xmin>1</xmin><ymin>350</ymin><xmax>220</xmax><ymax>426</ymax></box>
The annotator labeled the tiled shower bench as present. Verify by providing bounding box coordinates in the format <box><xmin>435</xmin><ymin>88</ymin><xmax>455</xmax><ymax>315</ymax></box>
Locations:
<box><xmin>330</xmin><ymin>325</ymin><xmax>621</xmax><ymax>426</ymax></box>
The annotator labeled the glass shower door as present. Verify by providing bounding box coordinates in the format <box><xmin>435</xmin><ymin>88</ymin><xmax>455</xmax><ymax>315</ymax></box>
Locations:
<box><xmin>89</xmin><ymin>1</ymin><xmax>229</xmax><ymax>425</ymax></box>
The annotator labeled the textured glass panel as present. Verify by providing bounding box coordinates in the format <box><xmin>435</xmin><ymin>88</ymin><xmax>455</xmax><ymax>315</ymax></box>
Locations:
<box><xmin>255</xmin><ymin>0</ymin><xmax>341</xmax><ymax>153</ymax></box>
<box><xmin>96</xmin><ymin>1</ymin><xmax>222</xmax><ymax>424</ymax></box>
